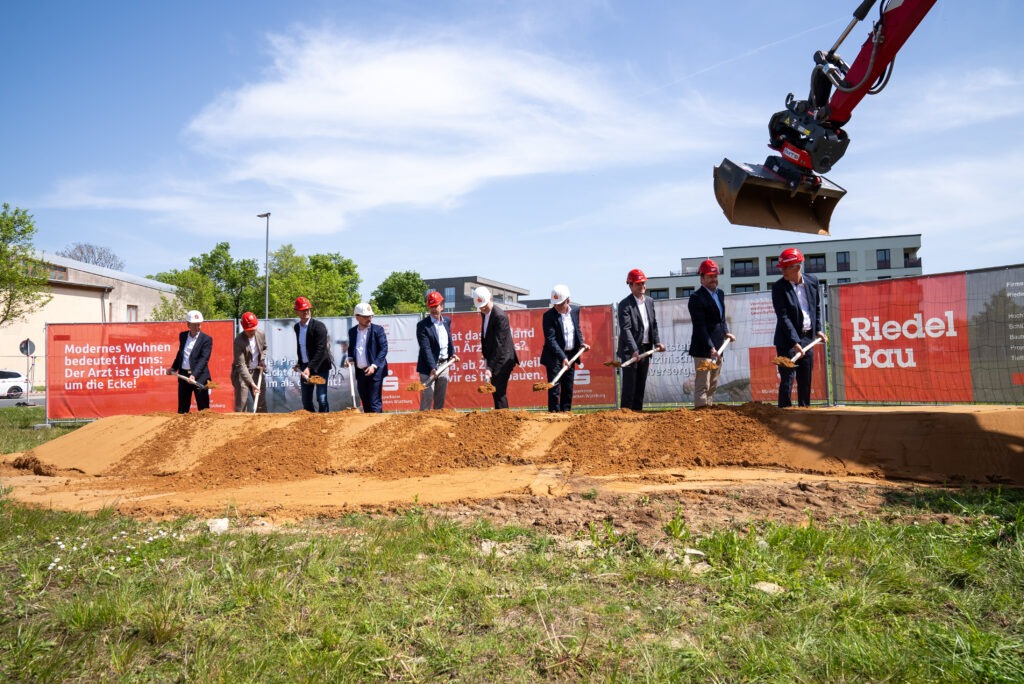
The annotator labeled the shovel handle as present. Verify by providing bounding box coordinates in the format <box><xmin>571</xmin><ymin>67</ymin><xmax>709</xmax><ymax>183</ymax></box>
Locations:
<box><xmin>548</xmin><ymin>346</ymin><xmax>587</xmax><ymax>386</ymax></box>
<box><xmin>714</xmin><ymin>337</ymin><xmax>732</xmax><ymax>358</ymax></box>
<box><xmin>251</xmin><ymin>370</ymin><xmax>263</xmax><ymax>414</ymax></box>
<box><xmin>619</xmin><ymin>347</ymin><xmax>657</xmax><ymax>369</ymax></box>
<box><xmin>172</xmin><ymin>372</ymin><xmax>210</xmax><ymax>391</ymax></box>
<box><xmin>425</xmin><ymin>356</ymin><xmax>457</xmax><ymax>389</ymax></box>
<box><xmin>789</xmin><ymin>333</ymin><xmax>825</xmax><ymax>363</ymax></box>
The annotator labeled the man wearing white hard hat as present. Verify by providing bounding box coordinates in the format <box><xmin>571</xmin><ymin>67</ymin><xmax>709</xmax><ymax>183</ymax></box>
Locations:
<box><xmin>540</xmin><ymin>284</ymin><xmax>589</xmax><ymax>412</ymax></box>
<box><xmin>345</xmin><ymin>302</ymin><xmax>389</xmax><ymax>412</ymax></box>
<box><xmin>168</xmin><ymin>310</ymin><xmax>213</xmax><ymax>413</ymax></box>
<box><xmin>474</xmin><ymin>286</ymin><xmax>519</xmax><ymax>409</ymax></box>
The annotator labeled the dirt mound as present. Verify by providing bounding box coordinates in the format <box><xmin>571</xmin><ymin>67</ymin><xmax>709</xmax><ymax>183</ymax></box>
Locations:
<box><xmin>3</xmin><ymin>404</ymin><xmax>1022</xmax><ymax>523</ymax></box>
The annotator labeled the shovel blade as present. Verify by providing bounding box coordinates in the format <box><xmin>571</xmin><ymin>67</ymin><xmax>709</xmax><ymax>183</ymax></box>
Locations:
<box><xmin>714</xmin><ymin>158</ymin><xmax>845</xmax><ymax>235</ymax></box>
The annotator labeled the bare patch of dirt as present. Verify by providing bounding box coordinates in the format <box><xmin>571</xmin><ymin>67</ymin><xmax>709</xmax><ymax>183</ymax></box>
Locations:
<box><xmin>3</xmin><ymin>404</ymin><xmax>1023</xmax><ymax>538</ymax></box>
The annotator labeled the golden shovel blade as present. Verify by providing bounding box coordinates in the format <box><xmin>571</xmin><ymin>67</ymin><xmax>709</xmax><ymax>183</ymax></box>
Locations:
<box><xmin>477</xmin><ymin>383</ymin><xmax>496</xmax><ymax>394</ymax></box>
<box><xmin>406</xmin><ymin>381</ymin><xmax>426</xmax><ymax>392</ymax></box>
<box><xmin>696</xmin><ymin>360</ymin><xmax>718</xmax><ymax>372</ymax></box>
<box><xmin>532</xmin><ymin>381</ymin><xmax>553</xmax><ymax>391</ymax></box>
<box><xmin>772</xmin><ymin>356</ymin><xmax>796</xmax><ymax>368</ymax></box>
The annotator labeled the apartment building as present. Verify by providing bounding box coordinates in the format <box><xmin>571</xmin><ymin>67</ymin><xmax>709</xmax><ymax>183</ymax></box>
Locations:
<box><xmin>646</xmin><ymin>234</ymin><xmax>923</xmax><ymax>300</ymax></box>
<box><xmin>422</xmin><ymin>275</ymin><xmax>530</xmax><ymax>312</ymax></box>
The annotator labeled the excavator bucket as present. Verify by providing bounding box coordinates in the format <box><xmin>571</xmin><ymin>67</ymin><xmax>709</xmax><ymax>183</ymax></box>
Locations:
<box><xmin>713</xmin><ymin>158</ymin><xmax>846</xmax><ymax>235</ymax></box>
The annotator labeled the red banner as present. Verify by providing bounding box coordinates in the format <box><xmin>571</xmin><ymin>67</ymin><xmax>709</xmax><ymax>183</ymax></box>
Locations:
<box><xmin>837</xmin><ymin>274</ymin><xmax>972</xmax><ymax>402</ymax></box>
<box><xmin>385</xmin><ymin>306</ymin><xmax>618</xmax><ymax>409</ymax></box>
<box><xmin>47</xmin><ymin>322</ymin><xmax>236</xmax><ymax>420</ymax></box>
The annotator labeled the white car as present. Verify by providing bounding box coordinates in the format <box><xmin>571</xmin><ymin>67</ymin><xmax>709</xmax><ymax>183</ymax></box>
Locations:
<box><xmin>0</xmin><ymin>369</ymin><xmax>28</xmax><ymax>398</ymax></box>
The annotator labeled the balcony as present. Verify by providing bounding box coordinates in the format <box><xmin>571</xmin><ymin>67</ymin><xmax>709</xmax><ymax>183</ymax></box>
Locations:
<box><xmin>730</xmin><ymin>265</ymin><xmax>759</xmax><ymax>278</ymax></box>
<box><xmin>876</xmin><ymin>260</ymin><xmax>891</xmax><ymax>270</ymax></box>
<box><xmin>904</xmin><ymin>257</ymin><xmax>922</xmax><ymax>268</ymax></box>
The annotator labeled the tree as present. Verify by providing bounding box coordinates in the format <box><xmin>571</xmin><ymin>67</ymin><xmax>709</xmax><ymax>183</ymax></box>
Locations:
<box><xmin>371</xmin><ymin>271</ymin><xmax>427</xmax><ymax>314</ymax></box>
<box><xmin>0</xmin><ymin>203</ymin><xmax>52</xmax><ymax>327</ymax></box>
<box><xmin>188</xmin><ymin>242</ymin><xmax>261</xmax><ymax>319</ymax></box>
<box><xmin>268</xmin><ymin>246</ymin><xmax>361</xmax><ymax>318</ymax></box>
<box><xmin>56</xmin><ymin>242</ymin><xmax>125</xmax><ymax>270</ymax></box>
<box><xmin>146</xmin><ymin>269</ymin><xmax>217</xmax><ymax>321</ymax></box>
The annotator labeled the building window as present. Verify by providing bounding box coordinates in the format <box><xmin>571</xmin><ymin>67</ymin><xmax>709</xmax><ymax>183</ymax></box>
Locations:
<box><xmin>878</xmin><ymin>275</ymin><xmax>891</xmax><ymax>280</ymax></box>
<box><xmin>904</xmin><ymin>250</ymin><xmax>922</xmax><ymax>268</ymax></box>
<box><xmin>731</xmin><ymin>259</ymin><xmax>758</xmax><ymax>277</ymax></box>
<box><xmin>48</xmin><ymin>265</ymin><xmax>69</xmax><ymax>281</ymax></box>
<box><xmin>676</xmin><ymin>286</ymin><xmax>694</xmax><ymax>298</ymax></box>
<box><xmin>766</xmin><ymin>257</ymin><xmax>782</xmax><ymax>276</ymax></box>
<box><xmin>444</xmin><ymin>286</ymin><xmax>455</xmax><ymax>310</ymax></box>
<box><xmin>127</xmin><ymin>305</ymin><xmax>139</xmax><ymax>322</ymax></box>
<box><xmin>876</xmin><ymin>248</ymin><xmax>891</xmax><ymax>269</ymax></box>
<box><xmin>838</xmin><ymin>278</ymin><xmax>851</xmax><ymax>284</ymax></box>
<box><xmin>836</xmin><ymin>251</ymin><xmax>850</xmax><ymax>272</ymax></box>
<box><xmin>732</xmin><ymin>284</ymin><xmax>759</xmax><ymax>293</ymax></box>
<box><xmin>648</xmin><ymin>288</ymin><xmax>669</xmax><ymax>300</ymax></box>
<box><xmin>805</xmin><ymin>254</ymin><xmax>826</xmax><ymax>273</ymax></box>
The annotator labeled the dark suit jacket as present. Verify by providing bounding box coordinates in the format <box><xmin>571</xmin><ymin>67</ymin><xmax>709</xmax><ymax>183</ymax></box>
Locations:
<box><xmin>294</xmin><ymin>318</ymin><xmax>332</xmax><ymax>376</ymax></box>
<box><xmin>772</xmin><ymin>273</ymin><xmax>822</xmax><ymax>355</ymax></box>
<box><xmin>481</xmin><ymin>304</ymin><xmax>519</xmax><ymax>370</ymax></box>
<box><xmin>540</xmin><ymin>305</ymin><xmax>585</xmax><ymax>367</ymax></box>
<box><xmin>347</xmin><ymin>323</ymin><xmax>389</xmax><ymax>374</ymax></box>
<box><xmin>617</xmin><ymin>295</ymin><xmax>660</xmax><ymax>361</ymax></box>
<box><xmin>416</xmin><ymin>315</ymin><xmax>455</xmax><ymax>374</ymax></box>
<box><xmin>172</xmin><ymin>331</ymin><xmax>213</xmax><ymax>384</ymax></box>
<box><xmin>231</xmin><ymin>330</ymin><xmax>268</xmax><ymax>387</ymax></box>
<box><xmin>688</xmin><ymin>287</ymin><xmax>729</xmax><ymax>358</ymax></box>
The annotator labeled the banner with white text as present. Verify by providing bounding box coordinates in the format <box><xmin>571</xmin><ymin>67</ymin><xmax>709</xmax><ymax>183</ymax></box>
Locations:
<box><xmin>46</xmin><ymin>321</ymin><xmax>236</xmax><ymax>420</ymax></box>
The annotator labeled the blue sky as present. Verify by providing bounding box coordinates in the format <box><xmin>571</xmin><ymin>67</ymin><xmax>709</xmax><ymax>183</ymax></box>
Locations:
<box><xmin>3</xmin><ymin>1</ymin><xmax>1022</xmax><ymax>306</ymax></box>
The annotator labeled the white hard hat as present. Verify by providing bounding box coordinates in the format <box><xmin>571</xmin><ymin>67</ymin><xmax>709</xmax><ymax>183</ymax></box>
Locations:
<box><xmin>185</xmin><ymin>310</ymin><xmax>204</xmax><ymax>324</ymax></box>
<box><xmin>472</xmin><ymin>286</ymin><xmax>492</xmax><ymax>309</ymax></box>
<box><xmin>353</xmin><ymin>302</ymin><xmax>374</xmax><ymax>317</ymax></box>
<box><xmin>550</xmin><ymin>284</ymin><xmax>570</xmax><ymax>306</ymax></box>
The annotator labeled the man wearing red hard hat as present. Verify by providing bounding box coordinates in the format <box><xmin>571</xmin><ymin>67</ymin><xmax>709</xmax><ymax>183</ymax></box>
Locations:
<box><xmin>231</xmin><ymin>312</ymin><xmax>268</xmax><ymax>412</ymax></box>
<box><xmin>292</xmin><ymin>296</ymin><xmax>333</xmax><ymax>412</ymax></box>
<box><xmin>772</xmin><ymin>248</ymin><xmax>828</xmax><ymax>407</ymax></box>
<box><xmin>415</xmin><ymin>291</ymin><xmax>459</xmax><ymax>410</ymax></box>
<box><xmin>617</xmin><ymin>268</ymin><xmax>666</xmax><ymax>411</ymax></box>
<box><xmin>688</xmin><ymin>259</ymin><xmax>736</xmax><ymax>407</ymax></box>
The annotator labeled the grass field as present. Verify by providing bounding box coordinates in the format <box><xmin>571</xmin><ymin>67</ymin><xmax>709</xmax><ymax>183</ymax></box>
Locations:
<box><xmin>2</xmin><ymin>407</ymin><xmax>1023</xmax><ymax>681</ymax></box>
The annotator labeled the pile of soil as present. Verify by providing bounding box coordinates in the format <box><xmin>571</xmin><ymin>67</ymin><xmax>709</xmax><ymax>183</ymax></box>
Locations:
<box><xmin>3</xmin><ymin>404</ymin><xmax>1022</xmax><ymax>537</ymax></box>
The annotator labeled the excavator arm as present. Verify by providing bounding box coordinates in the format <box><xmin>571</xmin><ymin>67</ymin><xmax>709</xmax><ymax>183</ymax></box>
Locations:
<box><xmin>713</xmin><ymin>0</ymin><xmax>937</xmax><ymax>234</ymax></box>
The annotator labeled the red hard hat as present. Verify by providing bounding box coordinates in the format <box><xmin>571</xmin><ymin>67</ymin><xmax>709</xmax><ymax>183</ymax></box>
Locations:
<box><xmin>293</xmin><ymin>296</ymin><xmax>312</xmax><ymax>311</ymax></box>
<box><xmin>778</xmin><ymin>248</ymin><xmax>804</xmax><ymax>267</ymax></box>
<box><xmin>626</xmin><ymin>268</ymin><xmax>647</xmax><ymax>285</ymax></box>
<box><xmin>426</xmin><ymin>291</ymin><xmax>444</xmax><ymax>308</ymax></box>
<box><xmin>697</xmin><ymin>259</ymin><xmax>719</xmax><ymax>276</ymax></box>
<box><xmin>241</xmin><ymin>311</ymin><xmax>259</xmax><ymax>331</ymax></box>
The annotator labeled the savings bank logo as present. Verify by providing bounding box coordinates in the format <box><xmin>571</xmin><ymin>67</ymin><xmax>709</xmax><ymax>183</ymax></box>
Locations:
<box><xmin>849</xmin><ymin>311</ymin><xmax>958</xmax><ymax>369</ymax></box>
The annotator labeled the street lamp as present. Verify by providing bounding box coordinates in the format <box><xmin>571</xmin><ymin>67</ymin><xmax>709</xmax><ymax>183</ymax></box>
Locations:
<box><xmin>257</xmin><ymin>212</ymin><xmax>271</xmax><ymax>320</ymax></box>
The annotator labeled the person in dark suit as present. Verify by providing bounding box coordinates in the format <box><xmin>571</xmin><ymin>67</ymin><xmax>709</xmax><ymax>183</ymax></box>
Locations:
<box><xmin>688</xmin><ymin>260</ymin><xmax>735</xmax><ymax>407</ymax></box>
<box><xmin>292</xmin><ymin>296</ymin><xmax>332</xmax><ymax>412</ymax></box>
<box><xmin>617</xmin><ymin>268</ymin><xmax>665</xmax><ymax>412</ymax></box>
<box><xmin>345</xmin><ymin>302</ymin><xmax>389</xmax><ymax>413</ymax></box>
<box><xmin>231</xmin><ymin>311</ymin><xmax>268</xmax><ymax>412</ymax></box>
<box><xmin>540</xmin><ymin>284</ymin><xmax>589</xmax><ymax>412</ymax></box>
<box><xmin>168</xmin><ymin>309</ymin><xmax>213</xmax><ymax>413</ymax></box>
<box><xmin>416</xmin><ymin>291</ymin><xmax>458</xmax><ymax>411</ymax></box>
<box><xmin>772</xmin><ymin>248</ymin><xmax>828</xmax><ymax>407</ymax></box>
<box><xmin>474</xmin><ymin>286</ymin><xmax>519</xmax><ymax>409</ymax></box>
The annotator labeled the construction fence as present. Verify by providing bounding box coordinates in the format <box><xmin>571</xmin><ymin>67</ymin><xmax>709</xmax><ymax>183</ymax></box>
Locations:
<box><xmin>42</xmin><ymin>264</ymin><xmax>1024</xmax><ymax>421</ymax></box>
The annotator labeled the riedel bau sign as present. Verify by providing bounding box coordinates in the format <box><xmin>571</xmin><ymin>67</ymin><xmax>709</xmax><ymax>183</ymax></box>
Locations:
<box><xmin>849</xmin><ymin>311</ymin><xmax>957</xmax><ymax>369</ymax></box>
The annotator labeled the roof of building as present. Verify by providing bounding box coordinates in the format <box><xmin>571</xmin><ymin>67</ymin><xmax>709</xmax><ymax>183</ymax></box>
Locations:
<box><xmin>40</xmin><ymin>251</ymin><xmax>177</xmax><ymax>293</ymax></box>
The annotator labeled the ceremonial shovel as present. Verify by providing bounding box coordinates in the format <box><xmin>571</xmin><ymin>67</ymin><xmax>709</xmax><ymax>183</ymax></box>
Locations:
<box><xmin>170</xmin><ymin>372</ymin><xmax>216</xmax><ymax>391</ymax></box>
<box><xmin>773</xmin><ymin>332</ymin><xmax>826</xmax><ymax>368</ymax></box>
<box><xmin>406</xmin><ymin>356</ymin><xmax>458</xmax><ymax>392</ymax></box>
<box><xmin>696</xmin><ymin>338</ymin><xmax>732</xmax><ymax>372</ymax></box>
<box><xmin>533</xmin><ymin>347</ymin><xmax>587</xmax><ymax>391</ymax></box>
<box><xmin>604</xmin><ymin>347</ymin><xmax>657</xmax><ymax>369</ymax></box>
<box><xmin>251</xmin><ymin>370</ymin><xmax>264</xmax><ymax>414</ymax></box>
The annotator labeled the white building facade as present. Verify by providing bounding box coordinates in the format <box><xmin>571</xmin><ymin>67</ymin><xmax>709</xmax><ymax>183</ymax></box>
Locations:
<box><xmin>646</xmin><ymin>234</ymin><xmax>923</xmax><ymax>300</ymax></box>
